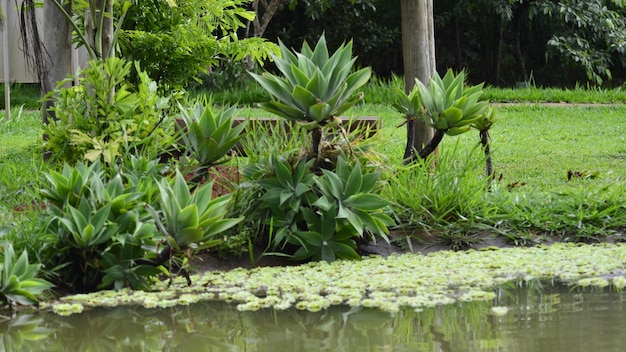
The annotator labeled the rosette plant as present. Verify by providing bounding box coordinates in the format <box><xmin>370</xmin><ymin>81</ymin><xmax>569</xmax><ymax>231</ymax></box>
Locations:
<box><xmin>395</xmin><ymin>69</ymin><xmax>489</xmax><ymax>163</ymax></box>
<box><xmin>0</xmin><ymin>241</ymin><xmax>53</xmax><ymax>308</ymax></box>
<box><xmin>149</xmin><ymin>170</ymin><xmax>243</xmax><ymax>284</ymax></box>
<box><xmin>471</xmin><ymin>106</ymin><xmax>499</xmax><ymax>181</ymax></box>
<box><xmin>249</xmin><ymin>34</ymin><xmax>371</xmax><ymax>163</ymax></box>
<box><xmin>179</xmin><ymin>103</ymin><xmax>246</xmax><ymax>183</ymax></box>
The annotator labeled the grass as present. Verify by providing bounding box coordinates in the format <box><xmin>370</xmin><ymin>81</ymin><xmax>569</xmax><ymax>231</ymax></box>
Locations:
<box><xmin>483</xmin><ymin>85</ymin><xmax>626</xmax><ymax>103</ymax></box>
<box><xmin>0</xmin><ymin>109</ymin><xmax>48</xmax><ymax>225</ymax></box>
<box><xmin>191</xmin><ymin>74</ymin><xmax>626</xmax><ymax>106</ymax></box>
<box><xmin>0</xmin><ymin>83</ymin><xmax>42</xmax><ymax>110</ymax></box>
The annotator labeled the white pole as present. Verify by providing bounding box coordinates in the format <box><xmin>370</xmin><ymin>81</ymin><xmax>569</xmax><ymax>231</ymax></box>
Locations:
<box><xmin>2</xmin><ymin>0</ymin><xmax>11</xmax><ymax>120</ymax></box>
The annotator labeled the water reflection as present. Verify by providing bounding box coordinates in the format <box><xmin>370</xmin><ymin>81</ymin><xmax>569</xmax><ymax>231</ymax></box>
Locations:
<box><xmin>2</xmin><ymin>283</ymin><xmax>626</xmax><ymax>351</ymax></box>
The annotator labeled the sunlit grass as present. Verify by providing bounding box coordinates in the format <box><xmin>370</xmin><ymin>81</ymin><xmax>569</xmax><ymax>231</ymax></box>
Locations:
<box><xmin>0</xmin><ymin>110</ymin><xmax>47</xmax><ymax>223</ymax></box>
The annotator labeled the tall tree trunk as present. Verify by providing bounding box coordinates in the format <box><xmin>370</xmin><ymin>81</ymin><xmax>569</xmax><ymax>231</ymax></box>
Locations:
<box><xmin>401</xmin><ymin>0</ymin><xmax>436</xmax><ymax>161</ymax></box>
<box><xmin>84</xmin><ymin>0</ymin><xmax>114</xmax><ymax>59</ymax></box>
<box><xmin>41</xmin><ymin>2</ymin><xmax>72</xmax><ymax>126</ymax></box>
<box><xmin>252</xmin><ymin>0</ymin><xmax>289</xmax><ymax>38</ymax></box>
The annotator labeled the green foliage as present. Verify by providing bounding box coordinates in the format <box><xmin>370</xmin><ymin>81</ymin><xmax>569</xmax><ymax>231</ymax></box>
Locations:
<box><xmin>313</xmin><ymin>157</ymin><xmax>392</xmax><ymax>238</ymax></box>
<box><xmin>119</xmin><ymin>0</ymin><xmax>278</xmax><ymax>90</ymax></box>
<box><xmin>501</xmin><ymin>186</ymin><xmax>626</xmax><ymax>242</ymax></box>
<box><xmin>384</xmin><ymin>145</ymin><xmax>502</xmax><ymax>233</ymax></box>
<box><xmin>291</xmin><ymin>206</ymin><xmax>361</xmax><ymax>262</ymax></box>
<box><xmin>540</xmin><ymin>0</ymin><xmax>626</xmax><ymax>85</ymax></box>
<box><xmin>0</xmin><ymin>112</ymin><xmax>46</xmax><ymax>221</ymax></box>
<box><xmin>250</xmin><ymin>34</ymin><xmax>371</xmax><ymax>128</ymax></box>
<box><xmin>471</xmin><ymin>106</ymin><xmax>498</xmax><ymax>132</ymax></box>
<box><xmin>0</xmin><ymin>84</ymin><xmax>41</xmax><ymax>110</ymax></box>
<box><xmin>179</xmin><ymin>104</ymin><xmax>246</xmax><ymax>169</ymax></box>
<box><xmin>246</xmin><ymin>154</ymin><xmax>393</xmax><ymax>262</ymax></box>
<box><xmin>0</xmin><ymin>232</ymin><xmax>53</xmax><ymax>308</ymax></box>
<box><xmin>43</xmin><ymin>58</ymin><xmax>176</xmax><ymax>166</ymax></box>
<box><xmin>482</xmin><ymin>85</ymin><xmax>626</xmax><ymax>103</ymax></box>
<box><xmin>249</xmin><ymin>155</ymin><xmax>316</xmax><ymax>248</ymax></box>
<box><xmin>394</xmin><ymin>69</ymin><xmax>490</xmax><ymax>161</ymax></box>
<box><xmin>151</xmin><ymin>170</ymin><xmax>243</xmax><ymax>253</ymax></box>
<box><xmin>48</xmin><ymin>0</ymin><xmax>131</xmax><ymax>60</ymax></box>
<box><xmin>39</xmin><ymin>161</ymin><xmax>162</xmax><ymax>292</ymax></box>
<box><xmin>406</xmin><ymin>69</ymin><xmax>489</xmax><ymax>136</ymax></box>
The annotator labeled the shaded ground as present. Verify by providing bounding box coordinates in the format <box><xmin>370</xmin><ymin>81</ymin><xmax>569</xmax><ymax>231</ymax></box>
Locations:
<box><xmin>189</xmin><ymin>230</ymin><xmax>518</xmax><ymax>273</ymax></box>
<box><xmin>190</xmin><ymin>227</ymin><xmax>626</xmax><ymax>274</ymax></box>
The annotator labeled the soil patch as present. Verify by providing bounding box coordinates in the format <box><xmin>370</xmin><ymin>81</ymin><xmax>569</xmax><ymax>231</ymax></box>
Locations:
<box><xmin>189</xmin><ymin>230</ymin><xmax>519</xmax><ymax>274</ymax></box>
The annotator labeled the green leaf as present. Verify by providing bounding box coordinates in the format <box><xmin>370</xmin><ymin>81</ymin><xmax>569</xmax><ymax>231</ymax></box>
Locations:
<box><xmin>321</xmin><ymin>245</ymin><xmax>336</xmax><ymax>262</ymax></box>
<box><xmin>249</xmin><ymin>73</ymin><xmax>295</xmax><ymax>106</ymax></box>
<box><xmin>344</xmin><ymin>163</ymin><xmax>363</xmax><ymax>197</ymax></box>
<box><xmin>11</xmin><ymin>251</ymin><xmax>30</xmax><ymax>278</ymax></box>
<box><xmin>313</xmin><ymin>196</ymin><xmax>335</xmax><ymax>212</ymax></box>
<box><xmin>256</xmin><ymin>101</ymin><xmax>305</xmax><ymax>121</ymax></box>
<box><xmin>310</xmin><ymin>34</ymin><xmax>330</xmax><ymax>66</ymax></box>
<box><xmin>329</xmin><ymin>241</ymin><xmax>360</xmax><ymax>260</ymax></box>
<box><xmin>177</xmin><ymin>204</ymin><xmax>200</xmax><ymax>230</ymax></box>
<box><xmin>443</xmin><ymin>106</ymin><xmax>464</xmax><ymax>126</ymax></box>
<box><xmin>201</xmin><ymin>218</ymin><xmax>243</xmax><ymax>240</ymax></box>
<box><xmin>176</xmin><ymin>227</ymin><xmax>203</xmax><ymax>247</ymax></box>
<box><xmin>91</xmin><ymin>203</ymin><xmax>111</xmax><ymax>231</ymax></box>
<box><xmin>308</xmin><ymin>102</ymin><xmax>332</xmax><ymax>123</ymax></box>
<box><xmin>345</xmin><ymin>194</ymin><xmax>388</xmax><ymax>211</ymax></box>
<box><xmin>292</xmin><ymin>85</ymin><xmax>319</xmax><ymax>112</ymax></box>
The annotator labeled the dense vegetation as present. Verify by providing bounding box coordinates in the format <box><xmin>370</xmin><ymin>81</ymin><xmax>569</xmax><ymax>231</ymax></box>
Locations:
<box><xmin>256</xmin><ymin>0</ymin><xmax>626</xmax><ymax>87</ymax></box>
<box><xmin>2</xmin><ymin>0</ymin><xmax>626</xmax><ymax>313</ymax></box>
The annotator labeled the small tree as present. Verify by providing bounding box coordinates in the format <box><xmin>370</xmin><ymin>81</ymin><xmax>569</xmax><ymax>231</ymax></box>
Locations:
<box><xmin>119</xmin><ymin>0</ymin><xmax>278</xmax><ymax>90</ymax></box>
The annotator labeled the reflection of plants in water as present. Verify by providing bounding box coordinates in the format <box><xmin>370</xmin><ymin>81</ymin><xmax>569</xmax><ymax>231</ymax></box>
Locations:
<box><xmin>0</xmin><ymin>314</ymin><xmax>52</xmax><ymax>351</ymax></box>
<box><xmin>4</xmin><ymin>285</ymin><xmax>626</xmax><ymax>351</ymax></box>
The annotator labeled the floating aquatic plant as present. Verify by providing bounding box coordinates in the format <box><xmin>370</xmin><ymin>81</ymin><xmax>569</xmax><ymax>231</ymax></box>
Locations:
<box><xmin>42</xmin><ymin>243</ymin><xmax>626</xmax><ymax>315</ymax></box>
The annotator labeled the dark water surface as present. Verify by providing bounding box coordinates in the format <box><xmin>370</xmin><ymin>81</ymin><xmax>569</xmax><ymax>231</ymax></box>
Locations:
<box><xmin>2</xmin><ymin>283</ymin><xmax>626</xmax><ymax>351</ymax></box>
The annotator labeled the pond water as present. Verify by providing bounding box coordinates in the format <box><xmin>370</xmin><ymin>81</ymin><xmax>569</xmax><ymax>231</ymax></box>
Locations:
<box><xmin>2</xmin><ymin>282</ymin><xmax>626</xmax><ymax>351</ymax></box>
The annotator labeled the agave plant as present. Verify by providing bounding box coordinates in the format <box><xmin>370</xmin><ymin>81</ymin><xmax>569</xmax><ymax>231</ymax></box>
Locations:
<box><xmin>312</xmin><ymin>157</ymin><xmax>394</xmax><ymax>240</ymax></box>
<box><xmin>249</xmin><ymin>34</ymin><xmax>371</xmax><ymax>162</ymax></box>
<box><xmin>291</xmin><ymin>206</ymin><xmax>361</xmax><ymax>262</ymax></box>
<box><xmin>150</xmin><ymin>170</ymin><xmax>243</xmax><ymax>284</ymax></box>
<box><xmin>40</xmin><ymin>161</ymin><xmax>162</xmax><ymax>291</ymax></box>
<box><xmin>395</xmin><ymin>69</ymin><xmax>489</xmax><ymax>162</ymax></box>
<box><xmin>179</xmin><ymin>103</ymin><xmax>246</xmax><ymax>183</ymax></box>
<box><xmin>251</xmin><ymin>154</ymin><xmax>393</xmax><ymax>262</ymax></box>
<box><xmin>471</xmin><ymin>106</ymin><xmax>499</xmax><ymax>181</ymax></box>
<box><xmin>0</xmin><ymin>242</ymin><xmax>53</xmax><ymax>308</ymax></box>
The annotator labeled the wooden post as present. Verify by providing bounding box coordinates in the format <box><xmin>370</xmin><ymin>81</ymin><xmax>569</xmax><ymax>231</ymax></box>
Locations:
<box><xmin>2</xmin><ymin>0</ymin><xmax>10</xmax><ymax>120</ymax></box>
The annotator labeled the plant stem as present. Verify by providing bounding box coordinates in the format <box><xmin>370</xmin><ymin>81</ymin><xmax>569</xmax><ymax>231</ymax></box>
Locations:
<box><xmin>311</xmin><ymin>125</ymin><xmax>323</xmax><ymax>161</ymax></box>
<box><xmin>414</xmin><ymin>129</ymin><xmax>445</xmax><ymax>161</ymax></box>
<box><xmin>403</xmin><ymin>118</ymin><xmax>416</xmax><ymax>162</ymax></box>
<box><xmin>480</xmin><ymin>129</ymin><xmax>494</xmax><ymax>182</ymax></box>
